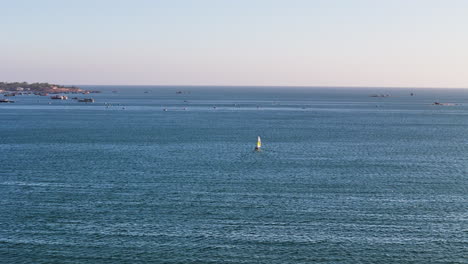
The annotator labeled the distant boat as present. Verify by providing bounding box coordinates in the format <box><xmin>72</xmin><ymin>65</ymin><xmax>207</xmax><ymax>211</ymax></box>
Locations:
<box><xmin>78</xmin><ymin>98</ymin><xmax>94</xmax><ymax>103</ymax></box>
<box><xmin>254</xmin><ymin>136</ymin><xmax>261</xmax><ymax>151</ymax></box>
<box><xmin>50</xmin><ymin>95</ymin><xmax>68</xmax><ymax>100</ymax></box>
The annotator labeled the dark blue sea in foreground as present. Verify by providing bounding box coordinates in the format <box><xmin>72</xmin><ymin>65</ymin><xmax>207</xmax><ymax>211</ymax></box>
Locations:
<box><xmin>1</xmin><ymin>86</ymin><xmax>467</xmax><ymax>263</ymax></box>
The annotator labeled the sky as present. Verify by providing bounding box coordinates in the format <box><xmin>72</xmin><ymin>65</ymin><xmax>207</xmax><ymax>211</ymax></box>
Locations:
<box><xmin>1</xmin><ymin>0</ymin><xmax>468</xmax><ymax>87</ymax></box>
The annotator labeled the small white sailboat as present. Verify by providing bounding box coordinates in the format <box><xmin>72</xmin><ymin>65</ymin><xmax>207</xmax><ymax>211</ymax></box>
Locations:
<box><xmin>254</xmin><ymin>136</ymin><xmax>261</xmax><ymax>151</ymax></box>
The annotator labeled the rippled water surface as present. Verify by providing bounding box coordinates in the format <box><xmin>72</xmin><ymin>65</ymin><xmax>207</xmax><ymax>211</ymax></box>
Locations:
<box><xmin>1</xmin><ymin>86</ymin><xmax>467</xmax><ymax>263</ymax></box>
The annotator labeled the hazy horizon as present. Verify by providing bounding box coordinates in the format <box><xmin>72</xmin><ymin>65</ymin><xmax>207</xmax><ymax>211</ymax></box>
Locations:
<box><xmin>75</xmin><ymin>84</ymin><xmax>468</xmax><ymax>89</ymax></box>
<box><xmin>2</xmin><ymin>0</ymin><xmax>468</xmax><ymax>88</ymax></box>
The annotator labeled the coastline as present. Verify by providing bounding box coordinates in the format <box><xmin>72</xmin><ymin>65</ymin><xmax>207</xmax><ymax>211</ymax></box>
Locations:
<box><xmin>0</xmin><ymin>82</ymin><xmax>100</xmax><ymax>95</ymax></box>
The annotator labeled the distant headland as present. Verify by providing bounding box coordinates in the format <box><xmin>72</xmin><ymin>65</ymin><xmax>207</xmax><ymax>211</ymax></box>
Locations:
<box><xmin>0</xmin><ymin>82</ymin><xmax>99</xmax><ymax>95</ymax></box>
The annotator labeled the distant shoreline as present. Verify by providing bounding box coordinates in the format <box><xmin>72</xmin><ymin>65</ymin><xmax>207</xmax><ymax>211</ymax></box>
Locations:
<box><xmin>0</xmin><ymin>82</ymin><xmax>99</xmax><ymax>94</ymax></box>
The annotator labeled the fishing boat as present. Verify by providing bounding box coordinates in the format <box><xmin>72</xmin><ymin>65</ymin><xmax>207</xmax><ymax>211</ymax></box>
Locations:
<box><xmin>254</xmin><ymin>136</ymin><xmax>261</xmax><ymax>151</ymax></box>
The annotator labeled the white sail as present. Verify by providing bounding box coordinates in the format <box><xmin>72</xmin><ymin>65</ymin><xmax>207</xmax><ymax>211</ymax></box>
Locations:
<box><xmin>257</xmin><ymin>136</ymin><xmax>261</xmax><ymax>148</ymax></box>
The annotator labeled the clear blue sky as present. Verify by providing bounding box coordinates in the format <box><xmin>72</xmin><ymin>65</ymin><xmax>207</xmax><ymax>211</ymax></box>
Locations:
<box><xmin>1</xmin><ymin>0</ymin><xmax>468</xmax><ymax>87</ymax></box>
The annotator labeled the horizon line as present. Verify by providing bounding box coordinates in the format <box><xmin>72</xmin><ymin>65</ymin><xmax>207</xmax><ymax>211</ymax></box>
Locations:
<box><xmin>72</xmin><ymin>84</ymin><xmax>468</xmax><ymax>89</ymax></box>
<box><xmin>4</xmin><ymin>81</ymin><xmax>467</xmax><ymax>89</ymax></box>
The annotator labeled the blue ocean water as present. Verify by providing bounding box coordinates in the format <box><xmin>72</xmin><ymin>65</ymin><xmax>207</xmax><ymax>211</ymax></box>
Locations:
<box><xmin>0</xmin><ymin>86</ymin><xmax>467</xmax><ymax>263</ymax></box>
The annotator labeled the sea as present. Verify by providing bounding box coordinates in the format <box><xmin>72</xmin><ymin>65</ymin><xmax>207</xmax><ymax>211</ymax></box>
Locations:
<box><xmin>0</xmin><ymin>86</ymin><xmax>467</xmax><ymax>263</ymax></box>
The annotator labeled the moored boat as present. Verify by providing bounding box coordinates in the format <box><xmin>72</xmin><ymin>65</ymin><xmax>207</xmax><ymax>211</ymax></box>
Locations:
<box><xmin>78</xmin><ymin>98</ymin><xmax>94</xmax><ymax>103</ymax></box>
<box><xmin>50</xmin><ymin>95</ymin><xmax>68</xmax><ymax>100</ymax></box>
